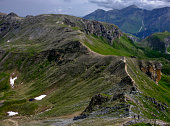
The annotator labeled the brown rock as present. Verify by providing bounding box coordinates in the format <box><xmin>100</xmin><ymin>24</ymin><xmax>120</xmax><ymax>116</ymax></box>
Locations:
<box><xmin>139</xmin><ymin>61</ymin><xmax>162</xmax><ymax>83</ymax></box>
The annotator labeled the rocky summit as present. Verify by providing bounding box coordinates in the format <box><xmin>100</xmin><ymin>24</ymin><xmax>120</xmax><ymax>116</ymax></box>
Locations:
<box><xmin>0</xmin><ymin>13</ymin><xmax>169</xmax><ymax>126</ymax></box>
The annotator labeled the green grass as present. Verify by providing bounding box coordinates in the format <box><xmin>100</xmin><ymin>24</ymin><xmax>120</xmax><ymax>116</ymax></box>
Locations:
<box><xmin>139</xmin><ymin>31</ymin><xmax>170</xmax><ymax>54</ymax></box>
<box><xmin>130</xmin><ymin>123</ymin><xmax>152</xmax><ymax>126</ymax></box>
<box><xmin>83</xmin><ymin>34</ymin><xmax>144</xmax><ymax>57</ymax></box>
<box><xmin>0</xmin><ymin>49</ymin><xmax>122</xmax><ymax>119</ymax></box>
<box><xmin>0</xmin><ymin>39</ymin><xmax>43</xmax><ymax>54</ymax></box>
<box><xmin>84</xmin><ymin>36</ymin><xmax>128</xmax><ymax>56</ymax></box>
<box><xmin>167</xmin><ymin>45</ymin><xmax>170</xmax><ymax>53</ymax></box>
<box><xmin>0</xmin><ymin>73</ymin><xmax>10</xmax><ymax>92</ymax></box>
<box><xmin>153</xmin><ymin>31</ymin><xmax>170</xmax><ymax>42</ymax></box>
<box><xmin>0</xmin><ymin>33</ymin><xmax>168</xmax><ymax>121</ymax></box>
<box><xmin>126</xmin><ymin>58</ymin><xmax>170</xmax><ymax>122</ymax></box>
<box><xmin>159</xmin><ymin>74</ymin><xmax>170</xmax><ymax>91</ymax></box>
<box><xmin>0</xmin><ymin>99</ymin><xmax>38</xmax><ymax>118</ymax></box>
<box><xmin>0</xmin><ymin>14</ymin><xmax>169</xmax><ymax>123</ymax></box>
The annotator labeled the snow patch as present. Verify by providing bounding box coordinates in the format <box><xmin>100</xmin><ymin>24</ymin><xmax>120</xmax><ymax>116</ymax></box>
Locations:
<box><xmin>34</xmin><ymin>95</ymin><xmax>46</xmax><ymax>100</ymax></box>
<box><xmin>138</xmin><ymin>26</ymin><xmax>143</xmax><ymax>32</ymax></box>
<box><xmin>10</xmin><ymin>76</ymin><xmax>17</xmax><ymax>88</ymax></box>
<box><xmin>138</xmin><ymin>20</ymin><xmax>144</xmax><ymax>32</ymax></box>
<box><xmin>7</xmin><ymin>111</ymin><xmax>18</xmax><ymax>116</ymax></box>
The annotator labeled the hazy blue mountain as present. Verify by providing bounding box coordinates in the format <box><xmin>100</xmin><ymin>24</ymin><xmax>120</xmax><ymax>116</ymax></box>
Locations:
<box><xmin>84</xmin><ymin>5</ymin><xmax>170</xmax><ymax>38</ymax></box>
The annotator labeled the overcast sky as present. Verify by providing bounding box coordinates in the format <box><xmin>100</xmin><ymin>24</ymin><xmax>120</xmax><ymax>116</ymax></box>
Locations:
<box><xmin>0</xmin><ymin>0</ymin><xmax>170</xmax><ymax>17</ymax></box>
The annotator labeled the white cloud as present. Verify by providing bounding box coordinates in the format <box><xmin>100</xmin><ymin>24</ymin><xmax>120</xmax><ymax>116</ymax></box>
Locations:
<box><xmin>89</xmin><ymin>0</ymin><xmax>170</xmax><ymax>9</ymax></box>
<box><xmin>0</xmin><ymin>0</ymin><xmax>169</xmax><ymax>17</ymax></box>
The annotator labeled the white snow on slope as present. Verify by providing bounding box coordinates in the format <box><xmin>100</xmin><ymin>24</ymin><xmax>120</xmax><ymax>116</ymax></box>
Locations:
<box><xmin>138</xmin><ymin>20</ymin><xmax>144</xmax><ymax>32</ymax></box>
<box><xmin>7</xmin><ymin>111</ymin><xmax>18</xmax><ymax>116</ymax></box>
<box><xmin>34</xmin><ymin>95</ymin><xmax>46</xmax><ymax>100</ymax></box>
<box><xmin>10</xmin><ymin>76</ymin><xmax>17</xmax><ymax>88</ymax></box>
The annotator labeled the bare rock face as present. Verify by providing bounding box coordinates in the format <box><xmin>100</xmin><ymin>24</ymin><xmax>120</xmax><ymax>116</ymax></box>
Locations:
<box><xmin>0</xmin><ymin>12</ymin><xmax>22</xmax><ymax>36</ymax></box>
<box><xmin>83</xmin><ymin>94</ymin><xmax>109</xmax><ymax>113</ymax></box>
<box><xmin>139</xmin><ymin>61</ymin><xmax>162</xmax><ymax>83</ymax></box>
<box><xmin>146</xmin><ymin>96</ymin><xmax>167</xmax><ymax>111</ymax></box>
<box><xmin>82</xmin><ymin>20</ymin><xmax>122</xmax><ymax>43</ymax></box>
<box><xmin>62</xmin><ymin>17</ymin><xmax>122</xmax><ymax>44</ymax></box>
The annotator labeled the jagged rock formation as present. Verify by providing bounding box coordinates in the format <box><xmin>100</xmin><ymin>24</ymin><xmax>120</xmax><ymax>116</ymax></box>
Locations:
<box><xmin>78</xmin><ymin>20</ymin><xmax>122</xmax><ymax>43</ymax></box>
<box><xmin>0</xmin><ymin>12</ymin><xmax>22</xmax><ymax>39</ymax></box>
<box><xmin>83</xmin><ymin>94</ymin><xmax>110</xmax><ymax>113</ymax></box>
<box><xmin>62</xmin><ymin>17</ymin><xmax>122</xmax><ymax>41</ymax></box>
<box><xmin>0</xmin><ymin>13</ymin><xmax>121</xmax><ymax>46</ymax></box>
<box><xmin>139</xmin><ymin>61</ymin><xmax>162</xmax><ymax>83</ymax></box>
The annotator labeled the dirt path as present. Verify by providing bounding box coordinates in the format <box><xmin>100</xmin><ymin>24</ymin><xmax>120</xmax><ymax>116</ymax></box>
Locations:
<box><xmin>1</xmin><ymin>119</ymin><xmax>18</xmax><ymax>126</ymax></box>
<box><xmin>124</xmin><ymin>119</ymin><xmax>169</xmax><ymax>126</ymax></box>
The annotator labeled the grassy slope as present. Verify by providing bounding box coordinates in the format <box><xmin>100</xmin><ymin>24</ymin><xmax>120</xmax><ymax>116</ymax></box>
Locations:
<box><xmin>83</xmin><ymin>34</ymin><xmax>145</xmax><ymax>57</ymax></box>
<box><xmin>0</xmin><ymin>14</ymin><xmax>169</xmax><ymax>123</ymax></box>
<box><xmin>153</xmin><ymin>32</ymin><xmax>170</xmax><ymax>41</ymax></box>
<box><xmin>82</xmin><ymin>33</ymin><xmax>170</xmax><ymax>122</ymax></box>
<box><xmin>0</xmin><ymin>49</ymin><xmax>124</xmax><ymax>119</ymax></box>
<box><xmin>0</xmin><ymin>15</ymin><xmax>123</xmax><ymax>119</ymax></box>
<box><xmin>0</xmin><ymin>33</ymin><xmax>169</xmax><ymax>122</ymax></box>
<box><xmin>127</xmin><ymin>58</ymin><xmax>170</xmax><ymax>121</ymax></box>
<box><xmin>83</xmin><ymin>33</ymin><xmax>170</xmax><ymax>76</ymax></box>
<box><xmin>139</xmin><ymin>31</ymin><xmax>170</xmax><ymax>54</ymax></box>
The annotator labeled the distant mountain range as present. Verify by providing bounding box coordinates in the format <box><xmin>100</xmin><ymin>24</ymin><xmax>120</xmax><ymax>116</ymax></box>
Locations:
<box><xmin>84</xmin><ymin>5</ymin><xmax>170</xmax><ymax>38</ymax></box>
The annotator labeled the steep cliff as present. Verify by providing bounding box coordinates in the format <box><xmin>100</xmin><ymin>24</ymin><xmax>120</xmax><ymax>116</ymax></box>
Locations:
<box><xmin>139</xmin><ymin>61</ymin><xmax>162</xmax><ymax>84</ymax></box>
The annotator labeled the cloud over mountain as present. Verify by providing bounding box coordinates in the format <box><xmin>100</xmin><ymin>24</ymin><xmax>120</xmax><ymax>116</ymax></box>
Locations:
<box><xmin>0</xmin><ymin>0</ymin><xmax>169</xmax><ymax>16</ymax></box>
<box><xmin>89</xmin><ymin>0</ymin><xmax>170</xmax><ymax>9</ymax></box>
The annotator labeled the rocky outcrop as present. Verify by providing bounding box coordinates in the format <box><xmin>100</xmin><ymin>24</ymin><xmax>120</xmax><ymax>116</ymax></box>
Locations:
<box><xmin>128</xmin><ymin>35</ymin><xmax>140</xmax><ymax>42</ymax></box>
<box><xmin>74</xmin><ymin>93</ymin><xmax>131</xmax><ymax>120</ymax></box>
<box><xmin>0</xmin><ymin>12</ymin><xmax>22</xmax><ymax>37</ymax></box>
<box><xmin>0</xmin><ymin>13</ymin><xmax>122</xmax><ymax>46</ymax></box>
<box><xmin>139</xmin><ymin>61</ymin><xmax>162</xmax><ymax>83</ymax></box>
<box><xmin>83</xmin><ymin>94</ymin><xmax>110</xmax><ymax>113</ymax></box>
<box><xmin>1</xmin><ymin>12</ymin><xmax>21</xmax><ymax>22</ymax></box>
<box><xmin>146</xmin><ymin>96</ymin><xmax>168</xmax><ymax>111</ymax></box>
<box><xmin>82</xmin><ymin>20</ymin><xmax>122</xmax><ymax>43</ymax></box>
<box><xmin>62</xmin><ymin>17</ymin><xmax>122</xmax><ymax>44</ymax></box>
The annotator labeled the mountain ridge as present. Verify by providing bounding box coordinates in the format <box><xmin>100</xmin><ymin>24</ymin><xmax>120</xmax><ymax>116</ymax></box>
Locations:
<box><xmin>0</xmin><ymin>13</ymin><xmax>169</xmax><ymax>125</ymax></box>
<box><xmin>84</xmin><ymin>6</ymin><xmax>170</xmax><ymax>38</ymax></box>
